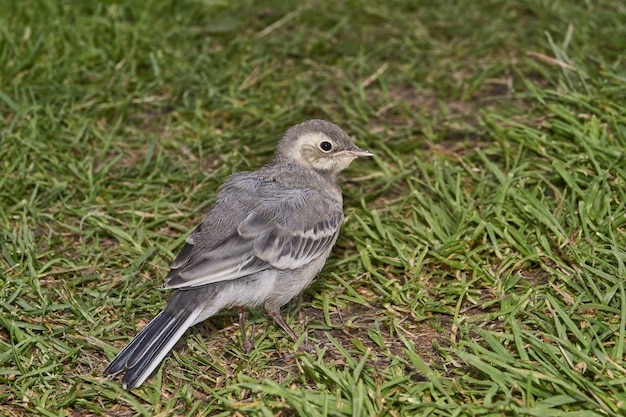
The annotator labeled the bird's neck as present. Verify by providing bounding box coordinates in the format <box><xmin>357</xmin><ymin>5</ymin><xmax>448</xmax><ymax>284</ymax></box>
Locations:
<box><xmin>263</xmin><ymin>160</ymin><xmax>340</xmax><ymax>192</ymax></box>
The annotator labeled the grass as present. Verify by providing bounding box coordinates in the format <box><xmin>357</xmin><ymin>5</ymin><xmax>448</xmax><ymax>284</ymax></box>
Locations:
<box><xmin>1</xmin><ymin>0</ymin><xmax>626</xmax><ymax>415</ymax></box>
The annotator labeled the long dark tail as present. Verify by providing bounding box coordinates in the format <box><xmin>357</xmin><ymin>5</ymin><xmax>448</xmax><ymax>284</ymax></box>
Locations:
<box><xmin>104</xmin><ymin>308</ymin><xmax>200</xmax><ymax>390</ymax></box>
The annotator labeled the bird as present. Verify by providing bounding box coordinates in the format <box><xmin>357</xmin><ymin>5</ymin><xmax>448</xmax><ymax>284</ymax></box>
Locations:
<box><xmin>103</xmin><ymin>119</ymin><xmax>373</xmax><ymax>390</ymax></box>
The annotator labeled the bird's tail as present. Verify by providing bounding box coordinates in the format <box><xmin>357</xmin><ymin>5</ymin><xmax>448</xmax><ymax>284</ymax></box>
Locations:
<box><xmin>104</xmin><ymin>308</ymin><xmax>201</xmax><ymax>390</ymax></box>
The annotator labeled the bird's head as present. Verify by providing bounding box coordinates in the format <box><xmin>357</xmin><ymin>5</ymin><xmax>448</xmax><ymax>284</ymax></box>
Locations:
<box><xmin>274</xmin><ymin>119</ymin><xmax>373</xmax><ymax>174</ymax></box>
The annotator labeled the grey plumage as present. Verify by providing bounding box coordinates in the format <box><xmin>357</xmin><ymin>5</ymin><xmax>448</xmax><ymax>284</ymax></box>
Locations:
<box><xmin>103</xmin><ymin>119</ymin><xmax>372</xmax><ymax>389</ymax></box>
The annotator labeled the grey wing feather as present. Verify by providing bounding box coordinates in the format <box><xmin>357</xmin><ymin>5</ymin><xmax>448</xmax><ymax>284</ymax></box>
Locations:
<box><xmin>164</xmin><ymin>229</ymin><xmax>268</xmax><ymax>289</ymax></box>
<box><xmin>243</xmin><ymin>202</ymin><xmax>342</xmax><ymax>270</ymax></box>
<box><xmin>164</xmin><ymin>176</ymin><xmax>343</xmax><ymax>289</ymax></box>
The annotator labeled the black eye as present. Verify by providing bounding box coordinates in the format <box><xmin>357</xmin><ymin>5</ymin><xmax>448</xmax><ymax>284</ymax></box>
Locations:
<box><xmin>320</xmin><ymin>141</ymin><xmax>333</xmax><ymax>152</ymax></box>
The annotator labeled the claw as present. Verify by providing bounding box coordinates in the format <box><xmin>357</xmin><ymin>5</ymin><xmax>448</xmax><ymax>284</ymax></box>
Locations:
<box><xmin>266</xmin><ymin>306</ymin><xmax>315</xmax><ymax>352</ymax></box>
<box><xmin>238</xmin><ymin>307</ymin><xmax>254</xmax><ymax>353</ymax></box>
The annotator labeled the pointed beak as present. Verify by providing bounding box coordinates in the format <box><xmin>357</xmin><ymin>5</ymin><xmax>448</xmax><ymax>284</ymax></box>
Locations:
<box><xmin>348</xmin><ymin>147</ymin><xmax>374</xmax><ymax>158</ymax></box>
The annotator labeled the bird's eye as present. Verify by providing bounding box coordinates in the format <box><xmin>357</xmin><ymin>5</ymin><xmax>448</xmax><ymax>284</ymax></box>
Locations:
<box><xmin>320</xmin><ymin>141</ymin><xmax>333</xmax><ymax>152</ymax></box>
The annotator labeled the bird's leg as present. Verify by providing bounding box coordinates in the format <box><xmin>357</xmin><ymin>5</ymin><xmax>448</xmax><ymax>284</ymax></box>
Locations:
<box><xmin>266</xmin><ymin>307</ymin><xmax>314</xmax><ymax>353</ymax></box>
<box><xmin>238</xmin><ymin>307</ymin><xmax>254</xmax><ymax>353</ymax></box>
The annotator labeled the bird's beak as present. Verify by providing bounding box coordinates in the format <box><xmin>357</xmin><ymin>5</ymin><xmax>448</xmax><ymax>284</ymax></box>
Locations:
<box><xmin>348</xmin><ymin>147</ymin><xmax>374</xmax><ymax>158</ymax></box>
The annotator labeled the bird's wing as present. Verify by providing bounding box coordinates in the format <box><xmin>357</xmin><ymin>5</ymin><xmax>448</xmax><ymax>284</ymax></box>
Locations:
<box><xmin>163</xmin><ymin>178</ymin><xmax>343</xmax><ymax>289</ymax></box>
<box><xmin>240</xmin><ymin>189</ymin><xmax>343</xmax><ymax>270</ymax></box>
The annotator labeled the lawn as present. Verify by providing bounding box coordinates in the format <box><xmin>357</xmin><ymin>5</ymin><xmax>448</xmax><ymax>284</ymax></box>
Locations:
<box><xmin>1</xmin><ymin>0</ymin><xmax>626</xmax><ymax>416</ymax></box>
